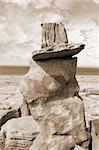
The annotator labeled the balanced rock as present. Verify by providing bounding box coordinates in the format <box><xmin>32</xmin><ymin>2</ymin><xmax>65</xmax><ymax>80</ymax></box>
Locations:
<box><xmin>1</xmin><ymin>116</ymin><xmax>39</xmax><ymax>150</ymax></box>
<box><xmin>21</xmin><ymin>22</ymin><xmax>87</xmax><ymax>150</ymax></box>
<box><xmin>33</xmin><ymin>22</ymin><xmax>84</xmax><ymax>60</ymax></box>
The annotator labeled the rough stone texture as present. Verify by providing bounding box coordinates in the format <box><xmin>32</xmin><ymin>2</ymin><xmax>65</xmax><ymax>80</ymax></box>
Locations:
<box><xmin>28</xmin><ymin>96</ymin><xmax>88</xmax><ymax>150</ymax></box>
<box><xmin>29</xmin><ymin>133</ymin><xmax>75</xmax><ymax>150</ymax></box>
<box><xmin>81</xmin><ymin>94</ymin><xmax>99</xmax><ymax>129</ymax></box>
<box><xmin>0</xmin><ymin>76</ymin><xmax>23</xmax><ymax>127</ymax></box>
<box><xmin>33</xmin><ymin>22</ymin><xmax>84</xmax><ymax>60</ymax></box>
<box><xmin>77</xmin><ymin>75</ymin><xmax>99</xmax><ymax>133</ymax></box>
<box><xmin>0</xmin><ymin>94</ymin><xmax>23</xmax><ymax>127</ymax></box>
<box><xmin>0</xmin><ymin>130</ymin><xmax>4</xmax><ymax>150</ymax></box>
<box><xmin>41</xmin><ymin>22</ymin><xmax>68</xmax><ymax>48</ymax></box>
<box><xmin>19</xmin><ymin>22</ymin><xmax>87</xmax><ymax>150</ymax></box>
<box><xmin>1</xmin><ymin>116</ymin><xmax>39</xmax><ymax>150</ymax></box>
<box><xmin>73</xmin><ymin>145</ymin><xmax>87</xmax><ymax>150</ymax></box>
<box><xmin>32</xmin><ymin>43</ymin><xmax>85</xmax><ymax>60</ymax></box>
<box><xmin>0</xmin><ymin>75</ymin><xmax>98</xmax><ymax>150</ymax></box>
<box><xmin>20</xmin><ymin>101</ymin><xmax>30</xmax><ymax>116</ymax></box>
<box><xmin>91</xmin><ymin>119</ymin><xmax>99</xmax><ymax>150</ymax></box>
<box><xmin>0</xmin><ymin>109</ymin><xmax>20</xmax><ymax>128</ymax></box>
<box><xmin>20</xmin><ymin>48</ymin><xmax>90</xmax><ymax>150</ymax></box>
<box><xmin>21</xmin><ymin>57</ymin><xmax>79</xmax><ymax>106</ymax></box>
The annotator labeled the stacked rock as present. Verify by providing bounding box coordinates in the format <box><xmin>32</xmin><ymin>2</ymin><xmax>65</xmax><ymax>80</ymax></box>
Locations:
<box><xmin>21</xmin><ymin>23</ymin><xmax>89</xmax><ymax>150</ymax></box>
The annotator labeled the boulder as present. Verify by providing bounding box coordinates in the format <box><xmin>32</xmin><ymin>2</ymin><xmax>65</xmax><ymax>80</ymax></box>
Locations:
<box><xmin>0</xmin><ymin>93</ymin><xmax>23</xmax><ymax>127</ymax></box>
<box><xmin>28</xmin><ymin>96</ymin><xmax>88</xmax><ymax>150</ymax></box>
<box><xmin>21</xmin><ymin>57</ymin><xmax>79</xmax><ymax>106</ymax></box>
<box><xmin>1</xmin><ymin>116</ymin><xmax>39</xmax><ymax>150</ymax></box>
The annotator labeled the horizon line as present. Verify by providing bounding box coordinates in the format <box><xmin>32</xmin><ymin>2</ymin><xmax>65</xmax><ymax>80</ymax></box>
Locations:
<box><xmin>0</xmin><ymin>66</ymin><xmax>99</xmax><ymax>75</ymax></box>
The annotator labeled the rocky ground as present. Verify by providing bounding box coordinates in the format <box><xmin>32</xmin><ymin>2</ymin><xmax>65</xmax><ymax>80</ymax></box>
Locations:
<box><xmin>0</xmin><ymin>75</ymin><xmax>99</xmax><ymax>122</ymax></box>
<box><xmin>0</xmin><ymin>74</ymin><xmax>99</xmax><ymax>150</ymax></box>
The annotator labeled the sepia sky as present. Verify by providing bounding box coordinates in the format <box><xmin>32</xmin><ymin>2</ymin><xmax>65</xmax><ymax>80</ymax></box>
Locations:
<box><xmin>0</xmin><ymin>0</ymin><xmax>99</xmax><ymax>67</ymax></box>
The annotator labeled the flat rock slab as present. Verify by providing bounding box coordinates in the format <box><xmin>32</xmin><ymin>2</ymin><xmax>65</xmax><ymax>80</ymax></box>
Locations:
<box><xmin>1</xmin><ymin>116</ymin><xmax>40</xmax><ymax>150</ymax></box>
<box><xmin>32</xmin><ymin>43</ymin><xmax>85</xmax><ymax>60</ymax></box>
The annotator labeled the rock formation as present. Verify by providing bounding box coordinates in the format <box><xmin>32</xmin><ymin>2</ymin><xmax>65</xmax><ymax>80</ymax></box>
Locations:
<box><xmin>41</xmin><ymin>23</ymin><xmax>68</xmax><ymax>48</ymax></box>
<box><xmin>20</xmin><ymin>22</ymin><xmax>90</xmax><ymax>150</ymax></box>
<box><xmin>1</xmin><ymin>116</ymin><xmax>39</xmax><ymax>150</ymax></box>
<box><xmin>0</xmin><ymin>23</ymin><xmax>98</xmax><ymax>150</ymax></box>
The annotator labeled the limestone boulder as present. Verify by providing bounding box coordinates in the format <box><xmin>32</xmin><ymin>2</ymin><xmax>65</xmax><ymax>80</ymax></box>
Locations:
<box><xmin>28</xmin><ymin>97</ymin><xmax>88</xmax><ymax>150</ymax></box>
<box><xmin>21</xmin><ymin>58</ymin><xmax>79</xmax><ymax>107</ymax></box>
<box><xmin>1</xmin><ymin>116</ymin><xmax>39</xmax><ymax>150</ymax></box>
<box><xmin>0</xmin><ymin>93</ymin><xmax>23</xmax><ymax>127</ymax></box>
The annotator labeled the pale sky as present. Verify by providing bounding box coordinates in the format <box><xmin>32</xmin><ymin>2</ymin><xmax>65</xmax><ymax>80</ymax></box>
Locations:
<box><xmin>0</xmin><ymin>0</ymin><xmax>99</xmax><ymax>67</ymax></box>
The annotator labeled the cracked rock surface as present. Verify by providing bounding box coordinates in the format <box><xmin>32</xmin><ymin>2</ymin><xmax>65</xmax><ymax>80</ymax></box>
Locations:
<box><xmin>20</xmin><ymin>57</ymin><xmax>89</xmax><ymax>150</ymax></box>
<box><xmin>1</xmin><ymin>116</ymin><xmax>39</xmax><ymax>150</ymax></box>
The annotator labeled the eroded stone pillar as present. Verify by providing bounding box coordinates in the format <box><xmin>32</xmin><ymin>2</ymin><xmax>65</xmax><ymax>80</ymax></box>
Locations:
<box><xmin>21</xmin><ymin>23</ymin><xmax>88</xmax><ymax>150</ymax></box>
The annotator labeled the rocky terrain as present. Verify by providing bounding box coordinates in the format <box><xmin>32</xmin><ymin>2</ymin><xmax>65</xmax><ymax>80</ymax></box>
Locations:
<box><xmin>0</xmin><ymin>21</ymin><xmax>99</xmax><ymax>150</ymax></box>
<box><xmin>0</xmin><ymin>74</ymin><xmax>99</xmax><ymax>150</ymax></box>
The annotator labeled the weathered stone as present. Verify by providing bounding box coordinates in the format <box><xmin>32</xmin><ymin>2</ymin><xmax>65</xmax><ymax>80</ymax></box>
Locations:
<box><xmin>91</xmin><ymin>119</ymin><xmax>99</xmax><ymax>150</ymax></box>
<box><xmin>0</xmin><ymin>130</ymin><xmax>4</xmax><ymax>150</ymax></box>
<box><xmin>1</xmin><ymin>116</ymin><xmax>39</xmax><ymax>150</ymax></box>
<box><xmin>0</xmin><ymin>109</ymin><xmax>20</xmax><ymax>127</ymax></box>
<box><xmin>0</xmin><ymin>93</ymin><xmax>23</xmax><ymax>127</ymax></box>
<box><xmin>73</xmin><ymin>145</ymin><xmax>87</xmax><ymax>150</ymax></box>
<box><xmin>29</xmin><ymin>97</ymin><xmax>88</xmax><ymax>147</ymax></box>
<box><xmin>21</xmin><ymin>58</ymin><xmax>79</xmax><ymax>107</ymax></box>
<box><xmin>20</xmin><ymin>101</ymin><xmax>30</xmax><ymax>116</ymax></box>
<box><xmin>82</xmin><ymin>94</ymin><xmax>99</xmax><ymax>128</ymax></box>
<box><xmin>29</xmin><ymin>133</ymin><xmax>75</xmax><ymax>150</ymax></box>
<box><xmin>20</xmin><ymin>22</ymin><xmax>87</xmax><ymax>150</ymax></box>
<box><xmin>41</xmin><ymin>22</ymin><xmax>68</xmax><ymax>48</ymax></box>
<box><xmin>33</xmin><ymin>22</ymin><xmax>85</xmax><ymax>60</ymax></box>
<box><xmin>32</xmin><ymin>43</ymin><xmax>85</xmax><ymax>60</ymax></box>
<box><xmin>80</xmin><ymin>140</ymin><xmax>90</xmax><ymax>150</ymax></box>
